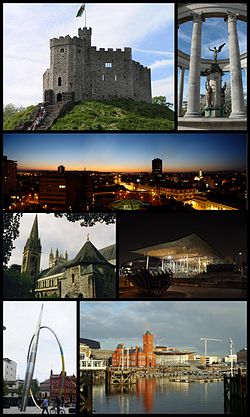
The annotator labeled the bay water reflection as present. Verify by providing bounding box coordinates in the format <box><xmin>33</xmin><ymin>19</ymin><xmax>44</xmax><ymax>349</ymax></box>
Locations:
<box><xmin>93</xmin><ymin>377</ymin><xmax>224</xmax><ymax>414</ymax></box>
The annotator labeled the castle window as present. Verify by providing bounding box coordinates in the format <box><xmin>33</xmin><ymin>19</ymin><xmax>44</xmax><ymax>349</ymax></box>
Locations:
<box><xmin>114</xmin><ymin>75</ymin><xmax>117</xmax><ymax>82</ymax></box>
<box><xmin>60</xmin><ymin>48</ymin><xmax>64</xmax><ymax>53</ymax></box>
<box><xmin>77</xmin><ymin>49</ymin><xmax>81</xmax><ymax>54</ymax></box>
<box><xmin>72</xmin><ymin>274</ymin><xmax>75</xmax><ymax>284</ymax></box>
<box><xmin>102</xmin><ymin>74</ymin><xmax>105</xmax><ymax>81</ymax></box>
<box><xmin>105</xmin><ymin>63</ymin><xmax>112</xmax><ymax>68</ymax></box>
<box><xmin>58</xmin><ymin>77</ymin><xmax>62</xmax><ymax>86</ymax></box>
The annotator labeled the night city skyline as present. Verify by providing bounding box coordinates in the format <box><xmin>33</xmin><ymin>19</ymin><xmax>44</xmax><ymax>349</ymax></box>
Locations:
<box><xmin>3</xmin><ymin>133</ymin><xmax>246</xmax><ymax>172</ymax></box>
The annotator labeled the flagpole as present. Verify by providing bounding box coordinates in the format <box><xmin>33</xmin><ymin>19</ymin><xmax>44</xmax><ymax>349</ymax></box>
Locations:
<box><xmin>85</xmin><ymin>8</ymin><xmax>86</xmax><ymax>27</ymax></box>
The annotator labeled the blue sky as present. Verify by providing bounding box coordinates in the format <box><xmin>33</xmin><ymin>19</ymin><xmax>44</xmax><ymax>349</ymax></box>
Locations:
<box><xmin>3</xmin><ymin>133</ymin><xmax>247</xmax><ymax>172</ymax></box>
<box><xmin>3</xmin><ymin>3</ymin><xmax>174</xmax><ymax>107</ymax></box>
<box><xmin>178</xmin><ymin>17</ymin><xmax>247</xmax><ymax>100</ymax></box>
<box><xmin>80</xmin><ymin>301</ymin><xmax>247</xmax><ymax>356</ymax></box>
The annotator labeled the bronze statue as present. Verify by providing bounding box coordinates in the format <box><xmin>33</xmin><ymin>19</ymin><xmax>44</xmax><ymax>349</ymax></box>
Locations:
<box><xmin>205</xmin><ymin>80</ymin><xmax>213</xmax><ymax>107</ymax></box>
<box><xmin>209</xmin><ymin>43</ymin><xmax>226</xmax><ymax>62</ymax></box>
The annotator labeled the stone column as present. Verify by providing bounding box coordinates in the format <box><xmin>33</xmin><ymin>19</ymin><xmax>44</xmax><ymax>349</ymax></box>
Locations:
<box><xmin>178</xmin><ymin>66</ymin><xmax>185</xmax><ymax>116</ymax></box>
<box><xmin>226</xmin><ymin>12</ymin><xmax>246</xmax><ymax>118</ymax></box>
<box><xmin>185</xmin><ymin>14</ymin><xmax>205</xmax><ymax>118</ymax></box>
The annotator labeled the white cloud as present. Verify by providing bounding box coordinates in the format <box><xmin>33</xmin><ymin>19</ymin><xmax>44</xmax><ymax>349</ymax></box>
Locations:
<box><xmin>134</xmin><ymin>48</ymin><xmax>173</xmax><ymax>56</ymax></box>
<box><xmin>150</xmin><ymin>59</ymin><xmax>173</xmax><ymax>70</ymax></box>
<box><xmin>3</xmin><ymin>3</ymin><xmax>174</xmax><ymax>106</ymax></box>
<box><xmin>152</xmin><ymin>75</ymin><xmax>174</xmax><ymax>104</ymax></box>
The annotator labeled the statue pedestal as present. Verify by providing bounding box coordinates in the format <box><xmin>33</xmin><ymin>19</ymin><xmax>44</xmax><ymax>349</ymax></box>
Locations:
<box><xmin>204</xmin><ymin>63</ymin><xmax>225</xmax><ymax>118</ymax></box>
<box><xmin>205</xmin><ymin>107</ymin><xmax>224</xmax><ymax>118</ymax></box>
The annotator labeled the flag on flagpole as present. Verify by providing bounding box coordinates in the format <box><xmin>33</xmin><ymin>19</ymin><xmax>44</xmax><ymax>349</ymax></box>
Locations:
<box><xmin>76</xmin><ymin>4</ymin><xmax>85</xmax><ymax>17</ymax></box>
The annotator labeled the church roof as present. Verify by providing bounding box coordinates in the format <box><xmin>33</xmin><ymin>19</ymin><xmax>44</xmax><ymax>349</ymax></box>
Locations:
<box><xmin>99</xmin><ymin>244</ymin><xmax>116</xmax><ymax>261</ymax></box>
<box><xmin>65</xmin><ymin>239</ymin><xmax>111</xmax><ymax>268</ymax></box>
<box><xmin>38</xmin><ymin>262</ymin><xmax>66</xmax><ymax>279</ymax></box>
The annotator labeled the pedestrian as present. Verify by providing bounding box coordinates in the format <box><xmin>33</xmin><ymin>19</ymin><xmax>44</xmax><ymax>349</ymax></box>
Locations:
<box><xmin>17</xmin><ymin>397</ymin><xmax>21</xmax><ymax>409</ymax></box>
<box><xmin>55</xmin><ymin>395</ymin><xmax>61</xmax><ymax>414</ymax></box>
<box><xmin>41</xmin><ymin>397</ymin><xmax>49</xmax><ymax>414</ymax></box>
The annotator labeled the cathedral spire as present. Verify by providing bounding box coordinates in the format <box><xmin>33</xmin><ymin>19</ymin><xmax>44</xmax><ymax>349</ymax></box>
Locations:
<box><xmin>24</xmin><ymin>215</ymin><xmax>42</xmax><ymax>252</ymax></box>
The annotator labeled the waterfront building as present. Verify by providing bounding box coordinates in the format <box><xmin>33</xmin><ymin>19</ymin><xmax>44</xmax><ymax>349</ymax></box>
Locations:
<box><xmin>237</xmin><ymin>348</ymin><xmax>247</xmax><ymax>365</ymax></box>
<box><xmin>130</xmin><ymin>233</ymin><xmax>224</xmax><ymax>276</ymax></box>
<box><xmin>112</xmin><ymin>330</ymin><xmax>156</xmax><ymax>368</ymax></box>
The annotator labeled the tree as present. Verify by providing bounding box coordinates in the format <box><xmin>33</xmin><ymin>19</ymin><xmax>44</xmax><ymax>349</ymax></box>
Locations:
<box><xmin>30</xmin><ymin>379</ymin><xmax>40</xmax><ymax>397</ymax></box>
<box><xmin>3</xmin><ymin>103</ymin><xmax>25</xmax><ymax>122</ymax></box>
<box><xmin>152</xmin><ymin>96</ymin><xmax>173</xmax><ymax>109</ymax></box>
<box><xmin>3</xmin><ymin>379</ymin><xmax>9</xmax><ymax>396</ymax></box>
<box><xmin>3</xmin><ymin>269</ymin><xmax>34</xmax><ymax>298</ymax></box>
<box><xmin>54</xmin><ymin>213</ymin><xmax>116</xmax><ymax>227</ymax></box>
<box><xmin>3</xmin><ymin>213</ymin><xmax>23</xmax><ymax>269</ymax></box>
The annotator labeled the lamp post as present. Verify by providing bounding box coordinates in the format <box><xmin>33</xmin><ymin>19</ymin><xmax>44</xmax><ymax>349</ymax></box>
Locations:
<box><xmin>238</xmin><ymin>252</ymin><xmax>243</xmax><ymax>277</ymax></box>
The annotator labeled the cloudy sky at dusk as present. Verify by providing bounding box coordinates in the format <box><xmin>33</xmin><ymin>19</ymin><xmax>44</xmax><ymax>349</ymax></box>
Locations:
<box><xmin>4</xmin><ymin>301</ymin><xmax>76</xmax><ymax>382</ymax></box>
<box><xmin>80</xmin><ymin>301</ymin><xmax>247</xmax><ymax>356</ymax></box>
<box><xmin>3</xmin><ymin>133</ymin><xmax>246</xmax><ymax>172</ymax></box>
<box><xmin>8</xmin><ymin>213</ymin><xmax>116</xmax><ymax>270</ymax></box>
<box><xmin>4</xmin><ymin>3</ymin><xmax>174</xmax><ymax>106</ymax></box>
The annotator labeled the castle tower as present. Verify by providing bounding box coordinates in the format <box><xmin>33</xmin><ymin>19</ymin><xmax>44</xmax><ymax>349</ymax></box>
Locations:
<box><xmin>143</xmin><ymin>330</ymin><xmax>154</xmax><ymax>354</ymax></box>
<box><xmin>43</xmin><ymin>28</ymin><xmax>92</xmax><ymax>104</ymax></box>
<box><xmin>21</xmin><ymin>215</ymin><xmax>42</xmax><ymax>286</ymax></box>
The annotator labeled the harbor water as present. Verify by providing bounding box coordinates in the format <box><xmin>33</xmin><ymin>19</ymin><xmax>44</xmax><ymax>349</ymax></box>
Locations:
<box><xmin>93</xmin><ymin>377</ymin><xmax>224</xmax><ymax>414</ymax></box>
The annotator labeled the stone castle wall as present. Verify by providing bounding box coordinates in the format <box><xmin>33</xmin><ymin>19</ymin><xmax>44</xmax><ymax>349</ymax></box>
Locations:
<box><xmin>43</xmin><ymin>28</ymin><xmax>151</xmax><ymax>104</ymax></box>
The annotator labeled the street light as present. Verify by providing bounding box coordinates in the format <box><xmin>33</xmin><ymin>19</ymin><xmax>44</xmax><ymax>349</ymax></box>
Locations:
<box><xmin>239</xmin><ymin>252</ymin><xmax>243</xmax><ymax>277</ymax></box>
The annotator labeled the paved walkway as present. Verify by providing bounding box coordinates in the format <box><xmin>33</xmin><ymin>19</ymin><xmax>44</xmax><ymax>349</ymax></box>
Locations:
<box><xmin>119</xmin><ymin>285</ymin><xmax>247</xmax><ymax>299</ymax></box>
<box><xmin>3</xmin><ymin>407</ymin><xmax>72</xmax><ymax>414</ymax></box>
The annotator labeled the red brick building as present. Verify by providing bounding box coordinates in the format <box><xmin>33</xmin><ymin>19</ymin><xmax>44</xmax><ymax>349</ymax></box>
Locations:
<box><xmin>50</xmin><ymin>370</ymin><xmax>77</xmax><ymax>402</ymax></box>
<box><xmin>112</xmin><ymin>330</ymin><xmax>156</xmax><ymax>368</ymax></box>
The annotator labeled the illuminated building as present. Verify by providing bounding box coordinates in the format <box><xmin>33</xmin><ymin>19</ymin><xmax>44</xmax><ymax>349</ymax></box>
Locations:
<box><xmin>39</xmin><ymin>166</ymin><xmax>93</xmax><ymax>210</ymax></box>
<box><xmin>152</xmin><ymin>158</ymin><xmax>162</xmax><ymax>175</ymax></box>
<box><xmin>194</xmin><ymin>169</ymin><xmax>203</xmax><ymax>181</ymax></box>
<box><xmin>112</xmin><ymin>330</ymin><xmax>156</xmax><ymax>368</ymax></box>
<box><xmin>50</xmin><ymin>370</ymin><xmax>76</xmax><ymax>402</ymax></box>
<box><xmin>130</xmin><ymin>233</ymin><xmax>224</xmax><ymax>276</ymax></box>
<box><xmin>186</xmin><ymin>196</ymin><xmax>239</xmax><ymax>210</ymax></box>
<box><xmin>3</xmin><ymin>156</ymin><xmax>17</xmax><ymax>195</ymax></box>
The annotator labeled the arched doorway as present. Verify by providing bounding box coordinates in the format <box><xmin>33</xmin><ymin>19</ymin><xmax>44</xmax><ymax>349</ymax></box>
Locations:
<box><xmin>57</xmin><ymin>93</ymin><xmax>62</xmax><ymax>102</ymax></box>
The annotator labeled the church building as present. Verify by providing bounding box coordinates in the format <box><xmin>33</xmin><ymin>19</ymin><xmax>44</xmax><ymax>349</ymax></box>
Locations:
<box><xmin>21</xmin><ymin>215</ymin><xmax>116</xmax><ymax>298</ymax></box>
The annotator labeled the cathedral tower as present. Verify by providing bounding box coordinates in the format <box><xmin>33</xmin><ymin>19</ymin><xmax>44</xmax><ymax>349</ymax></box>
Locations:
<box><xmin>21</xmin><ymin>215</ymin><xmax>42</xmax><ymax>286</ymax></box>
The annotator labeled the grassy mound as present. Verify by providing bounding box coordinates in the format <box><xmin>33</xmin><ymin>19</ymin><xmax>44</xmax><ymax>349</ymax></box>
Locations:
<box><xmin>3</xmin><ymin>105</ymin><xmax>36</xmax><ymax>130</ymax></box>
<box><xmin>50</xmin><ymin>98</ymin><xmax>174</xmax><ymax>130</ymax></box>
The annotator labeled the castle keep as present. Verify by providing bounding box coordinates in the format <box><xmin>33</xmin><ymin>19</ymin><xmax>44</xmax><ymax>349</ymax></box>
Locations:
<box><xmin>43</xmin><ymin>27</ymin><xmax>152</xmax><ymax>104</ymax></box>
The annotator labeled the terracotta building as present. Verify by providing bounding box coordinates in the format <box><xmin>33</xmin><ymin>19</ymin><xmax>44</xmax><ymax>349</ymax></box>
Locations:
<box><xmin>112</xmin><ymin>330</ymin><xmax>156</xmax><ymax>368</ymax></box>
<box><xmin>50</xmin><ymin>370</ymin><xmax>77</xmax><ymax>403</ymax></box>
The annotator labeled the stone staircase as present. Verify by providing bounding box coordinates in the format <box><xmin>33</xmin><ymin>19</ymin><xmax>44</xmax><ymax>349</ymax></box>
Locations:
<box><xmin>16</xmin><ymin>100</ymin><xmax>75</xmax><ymax>131</ymax></box>
<box><xmin>36</xmin><ymin>103</ymin><xmax>65</xmax><ymax>130</ymax></box>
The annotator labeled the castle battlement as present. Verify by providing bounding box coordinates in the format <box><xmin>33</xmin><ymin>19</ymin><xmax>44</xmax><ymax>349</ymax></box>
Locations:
<box><xmin>44</xmin><ymin>26</ymin><xmax>151</xmax><ymax>104</ymax></box>
<box><xmin>133</xmin><ymin>60</ymin><xmax>150</xmax><ymax>71</ymax></box>
<box><xmin>91</xmin><ymin>46</ymin><xmax>132</xmax><ymax>54</ymax></box>
<box><xmin>50</xmin><ymin>35</ymin><xmax>84</xmax><ymax>47</ymax></box>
